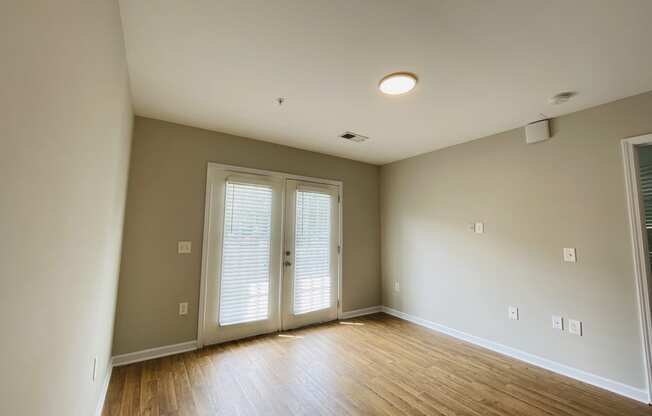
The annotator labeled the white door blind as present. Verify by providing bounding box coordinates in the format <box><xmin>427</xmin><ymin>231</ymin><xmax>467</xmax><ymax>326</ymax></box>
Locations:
<box><xmin>219</xmin><ymin>181</ymin><xmax>273</xmax><ymax>326</ymax></box>
<box><xmin>293</xmin><ymin>190</ymin><xmax>332</xmax><ymax>314</ymax></box>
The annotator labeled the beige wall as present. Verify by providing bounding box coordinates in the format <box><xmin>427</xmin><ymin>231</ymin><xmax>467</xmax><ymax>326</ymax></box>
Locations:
<box><xmin>381</xmin><ymin>91</ymin><xmax>652</xmax><ymax>389</ymax></box>
<box><xmin>113</xmin><ymin>117</ymin><xmax>380</xmax><ymax>354</ymax></box>
<box><xmin>0</xmin><ymin>1</ymin><xmax>133</xmax><ymax>415</ymax></box>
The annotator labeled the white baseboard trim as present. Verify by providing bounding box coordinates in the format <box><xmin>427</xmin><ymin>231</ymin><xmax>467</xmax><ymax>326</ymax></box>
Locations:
<box><xmin>95</xmin><ymin>360</ymin><xmax>113</xmax><ymax>416</ymax></box>
<box><xmin>341</xmin><ymin>305</ymin><xmax>383</xmax><ymax>319</ymax></box>
<box><xmin>112</xmin><ymin>340</ymin><xmax>199</xmax><ymax>367</ymax></box>
<box><xmin>381</xmin><ymin>306</ymin><xmax>650</xmax><ymax>404</ymax></box>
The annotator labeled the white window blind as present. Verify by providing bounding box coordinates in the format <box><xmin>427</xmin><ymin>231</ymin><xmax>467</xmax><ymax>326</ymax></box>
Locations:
<box><xmin>638</xmin><ymin>148</ymin><xmax>652</xmax><ymax>258</ymax></box>
<box><xmin>293</xmin><ymin>190</ymin><xmax>332</xmax><ymax>314</ymax></box>
<box><xmin>219</xmin><ymin>181</ymin><xmax>273</xmax><ymax>326</ymax></box>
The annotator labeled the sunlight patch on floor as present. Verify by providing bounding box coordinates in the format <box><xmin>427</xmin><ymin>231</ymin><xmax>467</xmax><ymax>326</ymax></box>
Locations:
<box><xmin>278</xmin><ymin>334</ymin><xmax>304</xmax><ymax>339</ymax></box>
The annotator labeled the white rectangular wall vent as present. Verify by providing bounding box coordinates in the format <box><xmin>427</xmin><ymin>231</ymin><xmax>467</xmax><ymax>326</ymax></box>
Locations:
<box><xmin>339</xmin><ymin>131</ymin><xmax>369</xmax><ymax>143</ymax></box>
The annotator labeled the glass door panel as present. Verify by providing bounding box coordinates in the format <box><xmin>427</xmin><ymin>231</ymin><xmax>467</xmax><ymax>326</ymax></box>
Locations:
<box><xmin>201</xmin><ymin>170</ymin><xmax>282</xmax><ymax>345</ymax></box>
<box><xmin>282</xmin><ymin>180</ymin><xmax>339</xmax><ymax>330</ymax></box>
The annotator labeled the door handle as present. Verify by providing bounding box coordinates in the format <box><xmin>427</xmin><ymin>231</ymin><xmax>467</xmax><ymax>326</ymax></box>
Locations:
<box><xmin>284</xmin><ymin>260</ymin><xmax>292</xmax><ymax>267</ymax></box>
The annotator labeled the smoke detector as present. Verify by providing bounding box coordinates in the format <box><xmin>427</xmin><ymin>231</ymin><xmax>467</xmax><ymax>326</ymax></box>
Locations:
<box><xmin>549</xmin><ymin>91</ymin><xmax>577</xmax><ymax>105</ymax></box>
<box><xmin>339</xmin><ymin>131</ymin><xmax>369</xmax><ymax>143</ymax></box>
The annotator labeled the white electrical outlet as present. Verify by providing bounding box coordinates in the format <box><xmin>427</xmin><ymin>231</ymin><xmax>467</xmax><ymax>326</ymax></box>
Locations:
<box><xmin>563</xmin><ymin>247</ymin><xmax>576</xmax><ymax>263</ymax></box>
<box><xmin>178</xmin><ymin>241</ymin><xmax>192</xmax><ymax>254</ymax></box>
<box><xmin>474</xmin><ymin>222</ymin><xmax>484</xmax><ymax>234</ymax></box>
<box><xmin>552</xmin><ymin>315</ymin><xmax>563</xmax><ymax>330</ymax></box>
<box><xmin>508</xmin><ymin>306</ymin><xmax>519</xmax><ymax>320</ymax></box>
<box><xmin>179</xmin><ymin>302</ymin><xmax>188</xmax><ymax>315</ymax></box>
<box><xmin>394</xmin><ymin>281</ymin><xmax>400</xmax><ymax>292</ymax></box>
<box><xmin>568</xmin><ymin>319</ymin><xmax>582</xmax><ymax>336</ymax></box>
<box><xmin>91</xmin><ymin>357</ymin><xmax>97</xmax><ymax>381</ymax></box>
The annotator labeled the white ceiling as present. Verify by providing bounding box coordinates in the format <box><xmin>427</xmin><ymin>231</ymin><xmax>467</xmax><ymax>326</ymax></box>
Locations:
<box><xmin>119</xmin><ymin>0</ymin><xmax>652</xmax><ymax>165</ymax></box>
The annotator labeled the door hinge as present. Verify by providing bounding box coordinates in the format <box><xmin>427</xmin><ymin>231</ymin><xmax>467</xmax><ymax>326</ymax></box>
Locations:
<box><xmin>337</xmin><ymin>245</ymin><xmax>341</xmax><ymax>254</ymax></box>
<box><xmin>337</xmin><ymin>299</ymin><xmax>340</xmax><ymax>307</ymax></box>
<box><xmin>338</xmin><ymin>194</ymin><xmax>341</xmax><ymax>203</ymax></box>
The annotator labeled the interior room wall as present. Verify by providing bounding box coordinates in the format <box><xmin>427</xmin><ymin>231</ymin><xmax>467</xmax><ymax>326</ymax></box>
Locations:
<box><xmin>0</xmin><ymin>1</ymin><xmax>133</xmax><ymax>415</ymax></box>
<box><xmin>380</xmin><ymin>90</ymin><xmax>652</xmax><ymax>390</ymax></box>
<box><xmin>112</xmin><ymin>117</ymin><xmax>380</xmax><ymax>355</ymax></box>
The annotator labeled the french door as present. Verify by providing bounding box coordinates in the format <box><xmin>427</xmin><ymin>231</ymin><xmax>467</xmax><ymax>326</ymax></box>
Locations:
<box><xmin>200</xmin><ymin>165</ymin><xmax>340</xmax><ymax>345</ymax></box>
<box><xmin>282</xmin><ymin>180</ymin><xmax>339</xmax><ymax>330</ymax></box>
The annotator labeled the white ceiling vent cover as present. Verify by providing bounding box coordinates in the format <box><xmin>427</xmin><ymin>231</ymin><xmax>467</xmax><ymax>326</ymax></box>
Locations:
<box><xmin>339</xmin><ymin>131</ymin><xmax>369</xmax><ymax>143</ymax></box>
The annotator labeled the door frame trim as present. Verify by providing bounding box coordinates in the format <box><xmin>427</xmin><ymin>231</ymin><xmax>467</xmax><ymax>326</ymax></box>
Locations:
<box><xmin>197</xmin><ymin>162</ymin><xmax>344</xmax><ymax>347</ymax></box>
<box><xmin>622</xmin><ymin>133</ymin><xmax>652</xmax><ymax>403</ymax></box>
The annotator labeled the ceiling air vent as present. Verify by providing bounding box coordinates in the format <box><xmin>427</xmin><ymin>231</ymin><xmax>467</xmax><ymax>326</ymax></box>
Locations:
<box><xmin>339</xmin><ymin>131</ymin><xmax>369</xmax><ymax>143</ymax></box>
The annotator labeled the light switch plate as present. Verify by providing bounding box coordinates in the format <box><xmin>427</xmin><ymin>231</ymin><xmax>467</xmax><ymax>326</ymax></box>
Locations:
<box><xmin>508</xmin><ymin>306</ymin><xmax>519</xmax><ymax>320</ymax></box>
<box><xmin>568</xmin><ymin>319</ymin><xmax>582</xmax><ymax>336</ymax></box>
<box><xmin>394</xmin><ymin>281</ymin><xmax>400</xmax><ymax>292</ymax></box>
<box><xmin>178</xmin><ymin>241</ymin><xmax>192</xmax><ymax>254</ymax></box>
<box><xmin>179</xmin><ymin>302</ymin><xmax>188</xmax><ymax>315</ymax></box>
<box><xmin>474</xmin><ymin>222</ymin><xmax>484</xmax><ymax>234</ymax></box>
<box><xmin>563</xmin><ymin>247</ymin><xmax>576</xmax><ymax>263</ymax></box>
<box><xmin>552</xmin><ymin>315</ymin><xmax>563</xmax><ymax>330</ymax></box>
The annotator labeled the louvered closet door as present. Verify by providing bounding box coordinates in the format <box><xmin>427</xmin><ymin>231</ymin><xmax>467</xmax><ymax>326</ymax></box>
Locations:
<box><xmin>282</xmin><ymin>180</ymin><xmax>340</xmax><ymax>330</ymax></box>
<box><xmin>201</xmin><ymin>170</ymin><xmax>283</xmax><ymax>345</ymax></box>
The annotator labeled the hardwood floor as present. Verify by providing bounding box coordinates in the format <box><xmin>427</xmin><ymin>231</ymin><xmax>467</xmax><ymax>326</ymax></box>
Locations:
<box><xmin>102</xmin><ymin>313</ymin><xmax>652</xmax><ymax>415</ymax></box>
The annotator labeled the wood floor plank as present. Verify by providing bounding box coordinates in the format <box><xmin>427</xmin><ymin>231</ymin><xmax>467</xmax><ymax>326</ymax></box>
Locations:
<box><xmin>102</xmin><ymin>314</ymin><xmax>652</xmax><ymax>415</ymax></box>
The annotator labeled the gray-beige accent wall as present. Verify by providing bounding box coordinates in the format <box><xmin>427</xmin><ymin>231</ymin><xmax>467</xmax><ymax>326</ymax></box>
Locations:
<box><xmin>113</xmin><ymin>117</ymin><xmax>380</xmax><ymax>355</ymax></box>
<box><xmin>1</xmin><ymin>1</ymin><xmax>133</xmax><ymax>415</ymax></box>
<box><xmin>380</xmin><ymin>91</ymin><xmax>652</xmax><ymax>391</ymax></box>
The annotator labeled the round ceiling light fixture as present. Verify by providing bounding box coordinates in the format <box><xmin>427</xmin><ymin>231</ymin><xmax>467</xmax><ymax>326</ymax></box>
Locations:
<box><xmin>378</xmin><ymin>72</ymin><xmax>418</xmax><ymax>95</ymax></box>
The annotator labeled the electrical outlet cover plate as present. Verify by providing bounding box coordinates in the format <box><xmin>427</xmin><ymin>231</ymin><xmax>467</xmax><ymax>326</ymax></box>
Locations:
<box><xmin>91</xmin><ymin>357</ymin><xmax>97</xmax><ymax>381</ymax></box>
<box><xmin>394</xmin><ymin>281</ymin><xmax>400</xmax><ymax>292</ymax></box>
<box><xmin>474</xmin><ymin>222</ymin><xmax>484</xmax><ymax>234</ymax></box>
<box><xmin>563</xmin><ymin>247</ymin><xmax>576</xmax><ymax>263</ymax></box>
<box><xmin>568</xmin><ymin>319</ymin><xmax>582</xmax><ymax>336</ymax></box>
<box><xmin>552</xmin><ymin>315</ymin><xmax>563</xmax><ymax>330</ymax></box>
<box><xmin>508</xmin><ymin>306</ymin><xmax>519</xmax><ymax>320</ymax></box>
